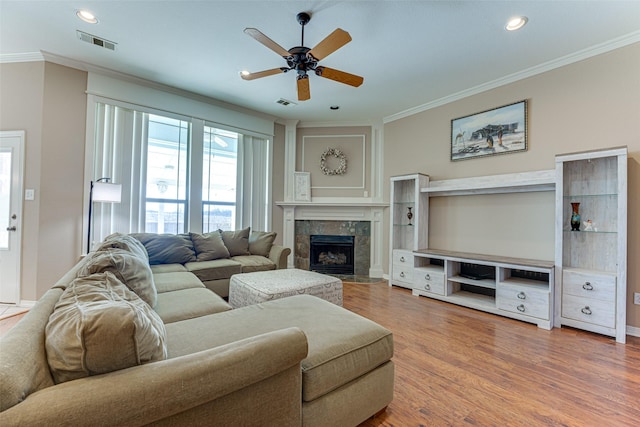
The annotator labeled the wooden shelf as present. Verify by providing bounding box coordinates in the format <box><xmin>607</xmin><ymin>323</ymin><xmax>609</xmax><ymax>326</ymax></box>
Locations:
<box><xmin>421</xmin><ymin>170</ymin><xmax>555</xmax><ymax>196</ymax></box>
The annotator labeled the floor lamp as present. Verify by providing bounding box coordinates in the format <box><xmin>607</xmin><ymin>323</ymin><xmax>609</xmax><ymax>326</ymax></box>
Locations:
<box><xmin>87</xmin><ymin>178</ymin><xmax>122</xmax><ymax>253</ymax></box>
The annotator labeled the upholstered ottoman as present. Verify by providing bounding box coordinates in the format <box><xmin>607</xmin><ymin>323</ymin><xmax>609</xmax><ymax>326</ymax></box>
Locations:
<box><xmin>229</xmin><ymin>268</ymin><xmax>343</xmax><ymax>308</ymax></box>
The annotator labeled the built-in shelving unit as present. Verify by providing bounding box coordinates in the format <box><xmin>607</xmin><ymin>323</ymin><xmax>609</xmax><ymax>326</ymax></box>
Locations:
<box><xmin>389</xmin><ymin>174</ymin><xmax>429</xmax><ymax>289</ymax></box>
<box><xmin>554</xmin><ymin>146</ymin><xmax>627</xmax><ymax>343</ymax></box>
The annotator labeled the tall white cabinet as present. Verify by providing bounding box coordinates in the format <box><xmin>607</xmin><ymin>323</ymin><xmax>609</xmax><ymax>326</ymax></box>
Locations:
<box><xmin>554</xmin><ymin>147</ymin><xmax>627</xmax><ymax>343</ymax></box>
<box><xmin>389</xmin><ymin>174</ymin><xmax>429</xmax><ymax>289</ymax></box>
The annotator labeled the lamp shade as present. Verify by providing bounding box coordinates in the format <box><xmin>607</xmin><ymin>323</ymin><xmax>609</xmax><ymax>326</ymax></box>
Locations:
<box><xmin>92</xmin><ymin>182</ymin><xmax>122</xmax><ymax>203</ymax></box>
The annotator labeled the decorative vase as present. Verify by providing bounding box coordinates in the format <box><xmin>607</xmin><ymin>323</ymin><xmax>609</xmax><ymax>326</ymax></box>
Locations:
<box><xmin>570</xmin><ymin>202</ymin><xmax>581</xmax><ymax>231</ymax></box>
<box><xmin>407</xmin><ymin>207</ymin><xmax>413</xmax><ymax>226</ymax></box>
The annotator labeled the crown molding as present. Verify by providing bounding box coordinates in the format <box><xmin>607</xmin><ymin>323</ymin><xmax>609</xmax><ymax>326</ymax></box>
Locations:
<box><xmin>384</xmin><ymin>31</ymin><xmax>640</xmax><ymax>124</ymax></box>
<box><xmin>0</xmin><ymin>52</ymin><xmax>45</xmax><ymax>63</ymax></box>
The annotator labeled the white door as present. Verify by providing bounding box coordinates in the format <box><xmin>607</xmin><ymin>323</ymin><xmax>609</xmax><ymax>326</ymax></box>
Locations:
<box><xmin>0</xmin><ymin>131</ymin><xmax>25</xmax><ymax>304</ymax></box>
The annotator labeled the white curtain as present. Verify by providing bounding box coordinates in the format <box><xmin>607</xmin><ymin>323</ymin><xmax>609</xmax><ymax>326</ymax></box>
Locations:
<box><xmin>237</xmin><ymin>135</ymin><xmax>272</xmax><ymax>232</ymax></box>
<box><xmin>91</xmin><ymin>103</ymin><xmax>147</xmax><ymax>248</ymax></box>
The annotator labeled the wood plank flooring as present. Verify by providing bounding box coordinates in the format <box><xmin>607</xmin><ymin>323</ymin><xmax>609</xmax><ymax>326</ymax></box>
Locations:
<box><xmin>2</xmin><ymin>281</ymin><xmax>638</xmax><ymax>426</ymax></box>
<box><xmin>345</xmin><ymin>281</ymin><xmax>640</xmax><ymax>427</ymax></box>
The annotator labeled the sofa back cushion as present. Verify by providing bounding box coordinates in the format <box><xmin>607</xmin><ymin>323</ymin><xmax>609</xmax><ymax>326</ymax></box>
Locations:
<box><xmin>79</xmin><ymin>249</ymin><xmax>157</xmax><ymax>307</ymax></box>
<box><xmin>219</xmin><ymin>227</ymin><xmax>251</xmax><ymax>256</ymax></box>
<box><xmin>131</xmin><ymin>233</ymin><xmax>197</xmax><ymax>265</ymax></box>
<box><xmin>190</xmin><ymin>231</ymin><xmax>230</xmax><ymax>261</ymax></box>
<box><xmin>45</xmin><ymin>272</ymin><xmax>167</xmax><ymax>384</ymax></box>
<box><xmin>249</xmin><ymin>230</ymin><xmax>277</xmax><ymax>257</ymax></box>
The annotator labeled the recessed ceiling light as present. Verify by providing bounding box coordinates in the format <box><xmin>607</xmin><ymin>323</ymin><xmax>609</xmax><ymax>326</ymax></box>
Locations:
<box><xmin>76</xmin><ymin>9</ymin><xmax>98</xmax><ymax>24</ymax></box>
<box><xmin>506</xmin><ymin>16</ymin><xmax>528</xmax><ymax>31</ymax></box>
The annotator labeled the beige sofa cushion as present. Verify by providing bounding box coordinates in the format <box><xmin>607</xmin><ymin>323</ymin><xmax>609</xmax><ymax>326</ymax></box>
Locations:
<box><xmin>45</xmin><ymin>272</ymin><xmax>167</xmax><ymax>384</ymax></box>
<box><xmin>154</xmin><ymin>288</ymin><xmax>232</xmax><ymax>324</ymax></box>
<box><xmin>153</xmin><ymin>271</ymin><xmax>205</xmax><ymax>293</ymax></box>
<box><xmin>185</xmin><ymin>259</ymin><xmax>242</xmax><ymax>282</ymax></box>
<box><xmin>165</xmin><ymin>295</ymin><xmax>393</xmax><ymax>402</ymax></box>
<box><xmin>190</xmin><ymin>231</ymin><xmax>230</xmax><ymax>261</ymax></box>
<box><xmin>131</xmin><ymin>233</ymin><xmax>196</xmax><ymax>265</ymax></box>
<box><xmin>79</xmin><ymin>249</ymin><xmax>157</xmax><ymax>307</ymax></box>
<box><xmin>220</xmin><ymin>227</ymin><xmax>251</xmax><ymax>256</ymax></box>
<box><xmin>150</xmin><ymin>263</ymin><xmax>187</xmax><ymax>274</ymax></box>
<box><xmin>249</xmin><ymin>230</ymin><xmax>277</xmax><ymax>257</ymax></box>
<box><xmin>231</xmin><ymin>255</ymin><xmax>277</xmax><ymax>273</ymax></box>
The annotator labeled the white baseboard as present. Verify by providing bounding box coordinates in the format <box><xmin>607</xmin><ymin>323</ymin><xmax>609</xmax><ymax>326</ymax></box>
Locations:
<box><xmin>626</xmin><ymin>325</ymin><xmax>640</xmax><ymax>338</ymax></box>
<box><xmin>19</xmin><ymin>300</ymin><xmax>36</xmax><ymax>308</ymax></box>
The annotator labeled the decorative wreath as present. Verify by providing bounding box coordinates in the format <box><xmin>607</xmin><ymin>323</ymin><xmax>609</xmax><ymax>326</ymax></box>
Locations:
<box><xmin>319</xmin><ymin>148</ymin><xmax>347</xmax><ymax>176</ymax></box>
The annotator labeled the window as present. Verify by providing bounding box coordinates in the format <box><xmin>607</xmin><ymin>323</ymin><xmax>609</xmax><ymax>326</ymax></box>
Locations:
<box><xmin>145</xmin><ymin>115</ymin><xmax>190</xmax><ymax>234</ymax></box>
<box><xmin>202</xmin><ymin>126</ymin><xmax>238</xmax><ymax>232</ymax></box>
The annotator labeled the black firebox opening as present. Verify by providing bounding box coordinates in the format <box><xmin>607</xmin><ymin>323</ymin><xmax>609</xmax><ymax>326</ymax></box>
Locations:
<box><xmin>309</xmin><ymin>235</ymin><xmax>355</xmax><ymax>275</ymax></box>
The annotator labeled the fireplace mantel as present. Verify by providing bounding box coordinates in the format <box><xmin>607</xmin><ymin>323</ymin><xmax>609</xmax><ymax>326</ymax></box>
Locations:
<box><xmin>276</xmin><ymin>200</ymin><xmax>388</xmax><ymax>277</ymax></box>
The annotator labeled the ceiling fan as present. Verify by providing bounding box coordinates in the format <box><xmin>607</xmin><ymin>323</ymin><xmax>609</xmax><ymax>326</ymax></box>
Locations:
<box><xmin>241</xmin><ymin>12</ymin><xmax>364</xmax><ymax>101</ymax></box>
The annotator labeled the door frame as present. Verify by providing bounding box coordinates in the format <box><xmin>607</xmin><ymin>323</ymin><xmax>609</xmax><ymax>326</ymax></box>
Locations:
<box><xmin>0</xmin><ymin>130</ymin><xmax>25</xmax><ymax>304</ymax></box>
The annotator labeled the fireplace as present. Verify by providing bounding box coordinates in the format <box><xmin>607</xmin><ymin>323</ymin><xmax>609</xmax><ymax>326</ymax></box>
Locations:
<box><xmin>309</xmin><ymin>235</ymin><xmax>355</xmax><ymax>275</ymax></box>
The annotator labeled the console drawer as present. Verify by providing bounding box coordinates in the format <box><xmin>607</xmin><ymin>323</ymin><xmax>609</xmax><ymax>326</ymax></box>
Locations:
<box><xmin>562</xmin><ymin>294</ymin><xmax>615</xmax><ymax>328</ymax></box>
<box><xmin>392</xmin><ymin>267</ymin><xmax>413</xmax><ymax>283</ymax></box>
<box><xmin>563</xmin><ymin>270</ymin><xmax>616</xmax><ymax>302</ymax></box>
<box><xmin>496</xmin><ymin>283</ymin><xmax>549</xmax><ymax>320</ymax></box>
<box><xmin>413</xmin><ymin>267</ymin><xmax>444</xmax><ymax>295</ymax></box>
<box><xmin>392</xmin><ymin>250</ymin><xmax>413</xmax><ymax>266</ymax></box>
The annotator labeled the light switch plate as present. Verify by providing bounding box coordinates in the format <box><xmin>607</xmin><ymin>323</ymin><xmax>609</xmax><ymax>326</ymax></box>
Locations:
<box><xmin>25</xmin><ymin>189</ymin><xmax>35</xmax><ymax>200</ymax></box>
<box><xmin>634</xmin><ymin>293</ymin><xmax>640</xmax><ymax>305</ymax></box>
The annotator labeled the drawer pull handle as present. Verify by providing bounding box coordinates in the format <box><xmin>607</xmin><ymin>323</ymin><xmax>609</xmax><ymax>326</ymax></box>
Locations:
<box><xmin>581</xmin><ymin>306</ymin><xmax>592</xmax><ymax>315</ymax></box>
<box><xmin>582</xmin><ymin>282</ymin><xmax>593</xmax><ymax>291</ymax></box>
<box><xmin>400</xmin><ymin>272</ymin><xmax>405</xmax><ymax>278</ymax></box>
<box><xmin>425</xmin><ymin>274</ymin><xmax>431</xmax><ymax>280</ymax></box>
<box><xmin>517</xmin><ymin>292</ymin><xmax>526</xmax><ymax>300</ymax></box>
<box><xmin>517</xmin><ymin>304</ymin><xmax>526</xmax><ymax>313</ymax></box>
<box><xmin>425</xmin><ymin>284</ymin><xmax>431</xmax><ymax>291</ymax></box>
<box><xmin>400</xmin><ymin>256</ymin><xmax>405</xmax><ymax>262</ymax></box>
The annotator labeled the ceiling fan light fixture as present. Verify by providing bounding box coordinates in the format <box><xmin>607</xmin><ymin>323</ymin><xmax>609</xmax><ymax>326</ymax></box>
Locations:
<box><xmin>506</xmin><ymin>16</ymin><xmax>528</xmax><ymax>31</ymax></box>
<box><xmin>76</xmin><ymin>9</ymin><xmax>98</xmax><ymax>24</ymax></box>
<box><xmin>239</xmin><ymin>70</ymin><xmax>250</xmax><ymax>76</ymax></box>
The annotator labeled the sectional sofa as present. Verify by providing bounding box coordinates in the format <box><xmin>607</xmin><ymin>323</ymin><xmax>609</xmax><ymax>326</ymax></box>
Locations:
<box><xmin>0</xmin><ymin>231</ymin><xmax>395</xmax><ymax>426</ymax></box>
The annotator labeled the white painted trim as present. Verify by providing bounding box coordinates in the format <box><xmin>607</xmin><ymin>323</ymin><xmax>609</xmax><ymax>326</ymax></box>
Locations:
<box><xmin>384</xmin><ymin>31</ymin><xmax>640</xmax><ymax>123</ymax></box>
<box><xmin>626</xmin><ymin>325</ymin><xmax>640</xmax><ymax>338</ymax></box>
<box><xmin>0</xmin><ymin>52</ymin><xmax>44</xmax><ymax>63</ymax></box>
<box><xmin>18</xmin><ymin>299</ymin><xmax>36</xmax><ymax>308</ymax></box>
<box><xmin>423</xmin><ymin>170</ymin><xmax>555</xmax><ymax>196</ymax></box>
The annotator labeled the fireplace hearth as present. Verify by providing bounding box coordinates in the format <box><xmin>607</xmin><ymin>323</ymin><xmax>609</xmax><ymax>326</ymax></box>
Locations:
<box><xmin>309</xmin><ymin>235</ymin><xmax>355</xmax><ymax>275</ymax></box>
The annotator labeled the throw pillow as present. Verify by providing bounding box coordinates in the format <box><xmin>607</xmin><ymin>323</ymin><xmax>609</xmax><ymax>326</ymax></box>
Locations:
<box><xmin>45</xmin><ymin>272</ymin><xmax>167</xmax><ymax>384</ymax></box>
<box><xmin>98</xmin><ymin>232</ymin><xmax>149</xmax><ymax>261</ymax></box>
<box><xmin>219</xmin><ymin>227</ymin><xmax>251</xmax><ymax>256</ymax></box>
<box><xmin>249</xmin><ymin>230</ymin><xmax>277</xmax><ymax>257</ymax></box>
<box><xmin>79</xmin><ymin>249</ymin><xmax>157</xmax><ymax>307</ymax></box>
<box><xmin>130</xmin><ymin>233</ymin><xmax>197</xmax><ymax>265</ymax></box>
<box><xmin>190</xmin><ymin>231</ymin><xmax>230</xmax><ymax>261</ymax></box>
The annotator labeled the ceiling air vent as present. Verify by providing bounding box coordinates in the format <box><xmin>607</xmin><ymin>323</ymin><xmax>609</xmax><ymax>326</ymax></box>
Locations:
<box><xmin>276</xmin><ymin>98</ymin><xmax>297</xmax><ymax>107</ymax></box>
<box><xmin>76</xmin><ymin>30</ymin><xmax>117</xmax><ymax>51</ymax></box>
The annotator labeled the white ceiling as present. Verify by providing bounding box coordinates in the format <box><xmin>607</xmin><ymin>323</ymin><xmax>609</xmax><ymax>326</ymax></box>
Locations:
<box><xmin>1</xmin><ymin>1</ymin><xmax>639</xmax><ymax>124</ymax></box>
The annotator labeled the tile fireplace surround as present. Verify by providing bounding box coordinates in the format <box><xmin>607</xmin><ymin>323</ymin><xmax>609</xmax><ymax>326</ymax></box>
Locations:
<box><xmin>276</xmin><ymin>202</ymin><xmax>387</xmax><ymax>278</ymax></box>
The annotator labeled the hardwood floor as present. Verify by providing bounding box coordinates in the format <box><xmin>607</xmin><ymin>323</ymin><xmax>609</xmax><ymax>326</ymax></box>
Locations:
<box><xmin>344</xmin><ymin>281</ymin><xmax>640</xmax><ymax>427</ymax></box>
<box><xmin>3</xmin><ymin>282</ymin><xmax>638</xmax><ymax>426</ymax></box>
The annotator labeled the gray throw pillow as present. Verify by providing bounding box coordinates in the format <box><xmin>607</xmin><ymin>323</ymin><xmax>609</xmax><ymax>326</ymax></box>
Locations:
<box><xmin>131</xmin><ymin>233</ymin><xmax>197</xmax><ymax>265</ymax></box>
<box><xmin>190</xmin><ymin>231</ymin><xmax>230</xmax><ymax>261</ymax></box>
<box><xmin>249</xmin><ymin>230</ymin><xmax>277</xmax><ymax>257</ymax></box>
<box><xmin>219</xmin><ymin>227</ymin><xmax>251</xmax><ymax>256</ymax></box>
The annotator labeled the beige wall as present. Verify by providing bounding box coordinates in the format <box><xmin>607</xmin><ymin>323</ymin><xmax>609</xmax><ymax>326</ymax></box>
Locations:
<box><xmin>384</xmin><ymin>43</ymin><xmax>640</xmax><ymax>328</ymax></box>
<box><xmin>0</xmin><ymin>62</ymin><xmax>87</xmax><ymax>300</ymax></box>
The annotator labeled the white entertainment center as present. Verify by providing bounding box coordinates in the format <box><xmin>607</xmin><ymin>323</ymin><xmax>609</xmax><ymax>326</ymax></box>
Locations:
<box><xmin>389</xmin><ymin>147</ymin><xmax>627</xmax><ymax>342</ymax></box>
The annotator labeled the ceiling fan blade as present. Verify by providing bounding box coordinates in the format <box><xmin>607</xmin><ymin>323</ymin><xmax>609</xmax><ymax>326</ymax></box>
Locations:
<box><xmin>308</xmin><ymin>28</ymin><xmax>352</xmax><ymax>61</ymax></box>
<box><xmin>240</xmin><ymin>68</ymin><xmax>286</xmax><ymax>81</ymax></box>
<box><xmin>297</xmin><ymin>75</ymin><xmax>311</xmax><ymax>101</ymax></box>
<box><xmin>244</xmin><ymin>28</ymin><xmax>290</xmax><ymax>57</ymax></box>
<box><xmin>315</xmin><ymin>66</ymin><xmax>364</xmax><ymax>87</ymax></box>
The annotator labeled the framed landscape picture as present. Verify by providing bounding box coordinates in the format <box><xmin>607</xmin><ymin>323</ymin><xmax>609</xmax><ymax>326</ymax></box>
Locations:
<box><xmin>451</xmin><ymin>100</ymin><xmax>528</xmax><ymax>161</ymax></box>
